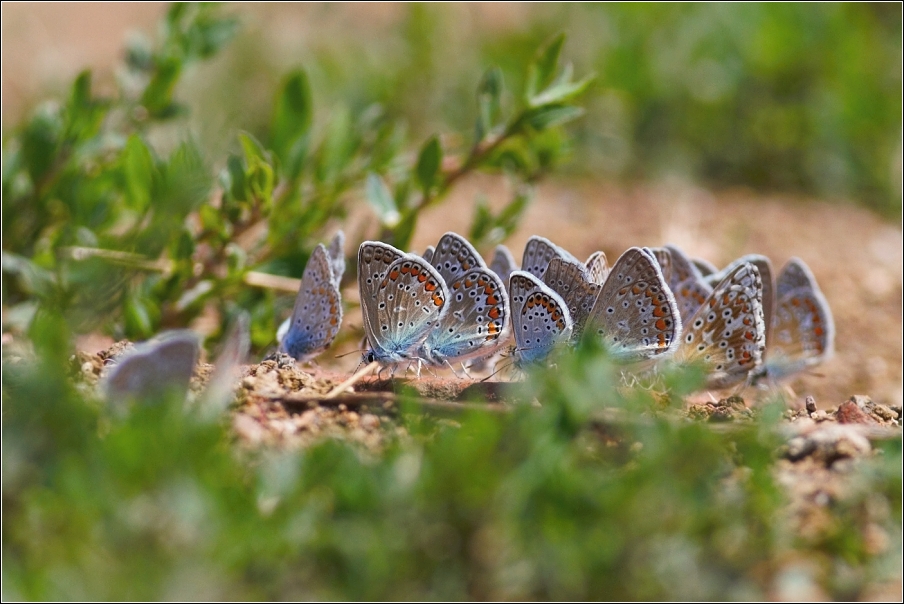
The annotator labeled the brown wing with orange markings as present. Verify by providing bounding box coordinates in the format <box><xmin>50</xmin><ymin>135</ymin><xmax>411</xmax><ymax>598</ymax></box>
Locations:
<box><xmin>673</xmin><ymin>262</ymin><xmax>766</xmax><ymax>389</ymax></box>
<box><xmin>586</xmin><ymin>247</ymin><xmax>682</xmax><ymax>364</ymax></box>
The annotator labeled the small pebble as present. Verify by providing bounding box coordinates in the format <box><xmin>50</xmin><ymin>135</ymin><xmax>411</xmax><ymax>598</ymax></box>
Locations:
<box><xmin>805</xmin><ymin>396</ymin><xmax>817</xmax><ymax>414</ymax></box>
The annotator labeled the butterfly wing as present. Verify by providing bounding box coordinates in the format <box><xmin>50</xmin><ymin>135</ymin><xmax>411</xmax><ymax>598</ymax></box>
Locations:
<box><xmin>103</xmin><ymin>331</ymin><xmax>199</xmax><ymax>404</ymax></box>
<box><xmin>764</xmin><ymin>258</ymin><xmax>834</xmax><ymax>379</ymax></box>
<box><xmin>584</xmin><ymin>251</ymin><xmax>610</xmax><ymax>285</ymax></box>
<box><xmin>202</xmin><ymin>313</ymin><xmax>250</xmax><ymax>416</ymax></box>
<box><xmin>279</xmin><ymin>244</ymin><xmax>343</xmax><ymax>361</ymax></box>
<box><xmin>673</xmin><ymin>262</ymin><xmax>766</xmax><ymax>389</ymax></box>
<box><xmin>585</xmin><ymin>247</ymin><xmax>681</xmax><ymax>363</ymax></box>
<box><xmin>367</xmin><ymin>255</ymin><xmax>449</xmax><ymax>363</ymax></box>
<box><xmin>542</xmin><ymin>257</ymin><xmax>602</xmax><ymax>340</ymax></box>
<box><xmin>692</xmin><ymin>257</ymin><xmax>719</xmax><ymax>278</ymax></box>
<box><xmin>521</xmin><ymin>235</ymin><xmax>579</xmax><ymax>280</ymax></box>
<box><xmin>421</xmin><ymin>266</ymin><xmax>508</xmax><ymax>365</ymax></box>
<box><xmin>661</xmin><ymin>244</ymin><xmax>713</xmax><ymax>322</ymax></box>
<box><xmin>509</xmin><ymin>270</ymin><xmax>573</xmax><ymax>366</ymax></box>
<box><xmin>421</xmin><ymin>245</ymin><xmax>435</xmax><ymax>264</ymax></box>
<box><xmin>709</xmin><ymin>254</ymin><xmax>774</xmax><ymax>348</ymax></box>
<box><xmin>327</xmin><ymin>230</ymin><xmax>346</xmax><ymax>288</ymax></box>
<box><xmin>358</xmin><ymin>241</ymin><xmax>406</xmax><ymax>346</ymax></box>
<box><xmin>429</xmin><ymin>232</ymin><xmax>486</xmax><ymax>282</ymax></box>
<box><xmin>489</xmin><ymin>244</ymin><xmax>518</xmax><ymax>284</ymax></box>
<box><xmin>775</xmin><ymin>257</ymin><xmax>818</xmax><ymax>299</ymax></box>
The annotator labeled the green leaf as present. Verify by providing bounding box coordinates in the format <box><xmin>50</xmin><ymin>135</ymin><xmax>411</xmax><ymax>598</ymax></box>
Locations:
<box><xmin>271</xmin><ymin>70</ymin><xmax>313</xmax><ymax>179</ymax></box>
<box><xmin>238</xmin><ymin>131</ymin><xmax>269</xmax><ymax>166</ymax></box>
<box><xmin>121</xmin><ymin>135</ymin><xmax>154</xmax><ymax>211</ymax></box>
<box><xmin>526</xmin><ymin>33</ymin><xmax>566</xmax><ymax>100</ymax></box>
<box><xmin>521</xmin><ymin>105</ymin><xmax>585</xmax><ymax>131</ymax></box>
<box><xmin>467</xmin><ymin>196</ymin><xmax>494</xmax><ymax>244</ymax></box>
<box><xmin>1</xmin><ymin>251</ymin><xmax>56</xmax><ymax>298</ymax></box>
<box><xmin>224</xmin><ymin>154</ymin><xmax>247</xmax><ymax>202</ymax></box>
<box><xmin>476</xmin><ymin>67</ymin><xmax>504</xmax><ymax>141</ymax></box>
<box><xmin>65</xmin><ymin>71</ymin><xmax>107</xmax><ymax>142</ymax></box>
<box><xmin>316</xmin><ymin>107</ymin><xmax>355</xmax><ymax>183</ymax></box>
<box><xmin>21</xmin><ymin>103</ymin><xmax>64</xmax><ymax>185</ymax></box>
<box><xmin>124</xmin><ymin>293</ymin><xmax>155</xmax><ymax>338</ymax></box>
<box><xmin>365</xmin><ymin>173</ymin><xmax>400</xmax><ymax>227</ymax></box>
<box><xmin>496</xmin><ymin>189</ymin><xmax>531</xmax><ymax>237</ymax></box>
<box><xmin>415</xmin><ymin>136</ymin><xmax>442</xmax><ymax>193</ymax></box>
<box><xmin>141</xmin><ymin>57</ymin><xmax>182</xmax><ymax>118</ymax></box>
<box><xmin>528</xmin><ymin>72</ymin><xmax>595</xmax><ymax>108</ymax></box>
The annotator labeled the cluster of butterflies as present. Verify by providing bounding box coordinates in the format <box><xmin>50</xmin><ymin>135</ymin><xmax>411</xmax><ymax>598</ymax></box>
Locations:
<box><xmin>276</xmin><ymin>230</ymin><xmax>835</xmax><ymax>390</ymax></box>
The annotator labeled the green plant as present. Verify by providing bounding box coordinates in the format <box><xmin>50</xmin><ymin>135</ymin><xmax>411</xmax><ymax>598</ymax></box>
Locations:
<box><xmin>2</xmin><ymin>5</ymin><xmax>591</xmax><ymax>350</ymax></box>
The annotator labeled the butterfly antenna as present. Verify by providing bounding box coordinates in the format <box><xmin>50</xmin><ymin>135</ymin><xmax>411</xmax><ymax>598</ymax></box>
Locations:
<box><xmin>324</xmin><ymin>360</ymin><xmax>379</xmax><ymax>400</ymax></box>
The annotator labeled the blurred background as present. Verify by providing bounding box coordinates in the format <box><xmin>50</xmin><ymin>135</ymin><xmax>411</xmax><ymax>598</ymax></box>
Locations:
<box><xmin>4</xmin><ymin>3</ymin><xmax>902</xmax><ymax>215</ymax></box>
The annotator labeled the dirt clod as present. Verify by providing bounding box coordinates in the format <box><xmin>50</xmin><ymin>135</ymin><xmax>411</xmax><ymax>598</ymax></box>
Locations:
<box><xmin>835</xmin><ymin>400</ymin><xmax>876</xmax><ymax>425</ymax></box>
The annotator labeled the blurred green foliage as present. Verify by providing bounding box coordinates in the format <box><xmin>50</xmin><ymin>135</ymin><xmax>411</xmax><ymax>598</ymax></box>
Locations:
<box><xmin>4</xmin><ymin>335</ymin><xmax>900</xmax><ymax>599</ymax></box>
<box><xmin>196</xmin><ymin>3</ymin><xmax>900</xmax><ymax>217</ymax></box>
<box><xmin>2</xmin><ymin>4</ymin><xmax>591</xmax><ymax>347</ymax></box>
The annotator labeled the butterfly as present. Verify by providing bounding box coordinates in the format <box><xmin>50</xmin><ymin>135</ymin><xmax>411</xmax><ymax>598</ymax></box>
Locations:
<box><xmin>489</xmin><ymin>244</ymin><xmax>519</xmax><ymax>284</ymax></box>
<box><xmin>417</xmin><ymin>233</ymin><xmax>509</xmax><ymax>368</ymax></box>
<box><xmin>583</xmin><ymin>247</ymin><xmax>682</xmax><ymax>363</ymax></box>
<box><xmin>650</xmin><ymin>244</ymin><xmax>713</xmax><ymax>323</ymax></box>
<box><xmin>327</xmin><ymin>230</ymin><xmax>346</xmax><ymax>288</ymax></box>
<box><xmin>541</xmin><ymin>256</ymin><xmax>602</xmax><ymax>340</ymax></box>
<box><xmin>584</xmin><ymin>250</ymin><xmax>610</xmax><ymax>284</ymax></box>
<box><xmin>692</xmin><ymin>256</ymin><xmax>718</xmax><ymax>279</ymax></box>
<box><xmin>704</xmin><ymin>254</ymin><xmax>775</xmax><ymax>349</ymax></box>
<box><xmin>277</xmin><ymin>242</ymin><xmax>343</xmax><ymax>362</ymax></box>
<box><xmin>508</xmin><ymin>270</ymin><xmax>574</xmax><ymax>366</ymax></box>
<box><xmin>671</xmin><ymin>261</ymin><xmax>767</xmax><ymax>389</ymax></box>
<box><xmin>201</xmin><ymin>312</ymin><xmax>250</xmax><ymax>418</ymax></box>
<box><xmin>755</xmin><ymin>257</ymin><xmax>834</xmax><ymax>381</ymax></box>
<box><xmin>102</xmin><ymin>330</ymin><xmax>200</xmax><ymax>405</ymax></box>
<box><xmin>521</xmin><ymin>235</ymin><xmax>581</xmax><ymax>280</ymax></box>
<box><xmin>358</xmin><ymin>241</ymin><xmax>449</xmax><ymax>367</ymax></box>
